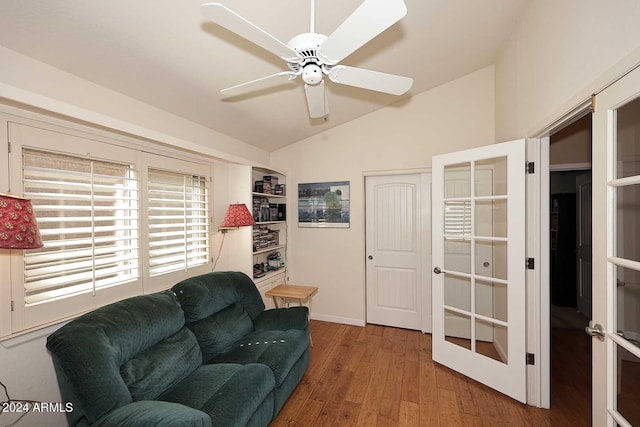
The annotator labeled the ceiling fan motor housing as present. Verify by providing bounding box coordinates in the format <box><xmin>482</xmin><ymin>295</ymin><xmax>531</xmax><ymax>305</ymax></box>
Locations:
<box><xmin>287</xmin><ymin>32</ymin><xmax>332</xmax><ymax>85</ymax></box>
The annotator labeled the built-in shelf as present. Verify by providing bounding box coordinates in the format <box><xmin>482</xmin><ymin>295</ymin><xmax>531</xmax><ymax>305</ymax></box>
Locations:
<box><xmin>252</xmin><ymin>192</ymin><xmax>286</xmax><ymax>199</ymax></box>
<box><xmin>255</xmin><ymin>221</ymin><xmax>286</xmax><ymax>226</ymax></box>
<box><xmin>252</xmin><ymin>244</ymin><xmax>285</xmax><ymax>256</ymax></box>
<box><xmin>254</xmin><ymin>269</ymin><xmax>286</xmax><ymax>282</ymax></box>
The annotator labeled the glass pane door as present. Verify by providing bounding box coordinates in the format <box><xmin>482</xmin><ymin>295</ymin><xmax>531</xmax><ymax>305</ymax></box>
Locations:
<box><xmin>593</xmin><ymin>65</ymin><xmax>640</xmax><ymax>426</ymax></box>
<box><xmin>432</xmin><ymin>139</ymin><xmax>526</xmax><ymax>403</ymax></box>
<box><xmin>610</xmin><ymin>95</ymin><xmax>640</xmax><ymax>426</ymax></box>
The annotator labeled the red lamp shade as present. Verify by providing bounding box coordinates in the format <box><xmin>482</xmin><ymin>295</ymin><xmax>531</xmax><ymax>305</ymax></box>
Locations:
<box><xmin>0</xmin><ymin>193</ymin><xmax>43</xmax><ymax>249</ymax></box>
<box><xmin>219</xmin><ymin>203</ymin><xmax>255</xmax><ymax>229</ymax></box>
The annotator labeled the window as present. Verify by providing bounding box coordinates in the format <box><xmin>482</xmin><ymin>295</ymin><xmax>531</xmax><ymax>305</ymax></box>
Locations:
<box><xmin>148</xmin><ymin>168</ymin><xmax>210</xmax><ymax>276</ymax></box>
<box><xmin>5</xmin><ymin>120</ymin><xmax>212</xmax><ymax>335</ymax></box>
<box><xmin>23</xmin><ymin>149</ymin><xmax>139</xmax><ymax>305</ymax></box>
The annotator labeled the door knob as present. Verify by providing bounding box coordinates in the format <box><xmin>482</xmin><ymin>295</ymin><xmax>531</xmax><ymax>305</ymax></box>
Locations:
<box><xmin>368</xmin><ymin>255</ymin><xmax>373</xmax><ymax>260</ymax></box>
<box><xmin>433</xmin><ymin>267</ymin><xmax>442</xmax><ymax>274</ymax></box>
<box><xmin>483</xmin><ymin>262</ymin><xmax>490</xmax><ymax>267</ymax></box>
<box><xmin>585</xmin><ymin>323</ymin><xmax>605</xmax><ymax>341</ymax></box>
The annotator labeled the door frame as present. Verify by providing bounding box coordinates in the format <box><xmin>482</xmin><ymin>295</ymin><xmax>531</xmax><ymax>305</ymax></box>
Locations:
<box><xmin>363</xmin><ymin>169</ymin><xmax>432</xmax><ymax>333</ymax></box>
<box><xmin>526</xmin><ymin>137</ymin><xmax>550</xmax><ymax>408</ymax></box>
<box><xmin>531</xmin><ymin>103</ymin><xmax>593</xmax><ymax>409</ymax></box>
<box><xmin>528</xmin><ymin>49</ymin><xmax>640</xmax><ymax>410</ymax></box>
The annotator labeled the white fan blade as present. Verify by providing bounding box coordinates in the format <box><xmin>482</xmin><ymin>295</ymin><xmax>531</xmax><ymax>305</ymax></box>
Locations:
<box><xmin>328</xmin><ymin>65</ymin><xmax>413</xmax><ymax>95</ymax></box>
<box><xmin>201</xmin><ymin>3</ymin><xmax>300</xmax><ymax>62</ymax></box>
<box><xmin>304</xmin><ymin>80</ymin><xmax>329</xmax><ymax>118</ymax></box>
<box><xmin>221</xmin><ymin>71</ymin><xmax>298</xmax><ymax>97</ymax></box>
<box><xmin>317</xmin><ymin>0</ymin><xmax>407</xmax><ymax>65</ymax></box>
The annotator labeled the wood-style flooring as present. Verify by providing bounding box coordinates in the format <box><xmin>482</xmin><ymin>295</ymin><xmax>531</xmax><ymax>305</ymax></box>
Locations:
<box><xmin>549</xmin><ymin>310</ymin><xmax>591</xmax><ymax>427</ymax></box>
<box><xmin>271</xmin><ymin>320</ymin><xmax>563</xmax><ymax>426</ymax></box>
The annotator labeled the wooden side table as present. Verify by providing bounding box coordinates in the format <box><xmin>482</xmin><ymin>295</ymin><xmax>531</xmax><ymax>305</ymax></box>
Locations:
<box><xmin>265</xmin><ymin>284</ymin><xmax>318</xmax><ymax>346</ymax></box>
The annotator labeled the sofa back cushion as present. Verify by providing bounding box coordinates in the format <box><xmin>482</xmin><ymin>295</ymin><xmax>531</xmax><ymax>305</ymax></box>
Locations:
<box><xmin>188</xmin><ymin>303</ymin><xmax>255</xmax><ymax>361</ymax></box>
<box><xmin>120</xmin><ymin>326</ymin><xmax>202</xmax><ymax>401</ymax></box>
<box><xmin>46</xmin><ymin>290</ymin><xmax>200</xmax><ymax>424</ymax></box>
<box><xmin>172</xmin><ymin>271</ymin><xmax>265</xmax><ymax>322</ymax></box>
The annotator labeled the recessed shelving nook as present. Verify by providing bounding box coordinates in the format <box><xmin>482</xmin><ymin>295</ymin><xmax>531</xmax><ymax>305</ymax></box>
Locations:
<box><xmin>251</xmin><ymin>167</ymin><xmax>287</xmax><ymax>308</ymax></box>
<box><xmin>220</xmin><ymin>163</ymin><xmax>288</xmax><ymax>308</ymax></box>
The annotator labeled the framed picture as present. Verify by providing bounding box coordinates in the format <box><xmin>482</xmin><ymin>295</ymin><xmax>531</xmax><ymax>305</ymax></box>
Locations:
<box><xmin>298</xmin><ymin>181</ymin><xmax>350</xmax><ymax>228</ymax></box>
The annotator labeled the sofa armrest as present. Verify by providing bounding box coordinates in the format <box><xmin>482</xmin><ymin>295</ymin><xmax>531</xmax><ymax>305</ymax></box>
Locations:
<box><xmin>253</xmin><ymin>306</ymin><xmax>309</xmax><ymax>331</ymax></box>
<box><xmin>93</xmin><ymin>401</ymin><xmax>211</xmax><ymax>427</ymax></box>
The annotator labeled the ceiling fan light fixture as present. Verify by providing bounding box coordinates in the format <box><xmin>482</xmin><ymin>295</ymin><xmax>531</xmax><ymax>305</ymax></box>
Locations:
<box><xmin>302</xmin><ymin>64</ymin><xmax>323</xmax><ymax>85</ymax></box>
<box><xmin>202</xmin><ymin>0</ymin><xmax>412</xmax><ymax>118</ymax></box>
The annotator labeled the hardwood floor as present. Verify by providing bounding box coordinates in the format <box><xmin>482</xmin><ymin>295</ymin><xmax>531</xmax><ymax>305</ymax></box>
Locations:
<box><xmin>549</xmin><ymin>312</ymin><xmax>591</xmax><ymax>427</ymax></box>
<box><xmin>272</xmin><ymin>321</ymin><xmax>558</xmax><ymax>426</ymax></box>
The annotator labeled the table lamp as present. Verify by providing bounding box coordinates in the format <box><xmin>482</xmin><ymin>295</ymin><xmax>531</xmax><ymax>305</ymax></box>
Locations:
<box><xmin>0</xmin><ymin>193</ymin><xmax>43</xmax><ymax>249</ymax></box>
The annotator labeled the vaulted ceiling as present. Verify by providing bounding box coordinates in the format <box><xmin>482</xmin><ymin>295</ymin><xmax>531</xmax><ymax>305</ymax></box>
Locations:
<box><xmin>0</xmin><ymin>0</ymin><xmax>528</xmax><ymax>151</ymax></box>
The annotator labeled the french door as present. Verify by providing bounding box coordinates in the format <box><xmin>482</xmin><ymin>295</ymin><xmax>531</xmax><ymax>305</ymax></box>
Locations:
<box><xmin>591</xmin><ymin>65</ymin><xmax>640</xmax><ymax>426</ymax></box>
<box><xmin>432</xmin><ymin>139</ymin><xmax>527</xmax><ymax>403</ymax></box>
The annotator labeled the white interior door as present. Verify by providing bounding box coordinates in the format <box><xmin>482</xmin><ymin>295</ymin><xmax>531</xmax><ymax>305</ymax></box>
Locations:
<box><xmin>576</xmin><ymin>172</ymin><xmax>592</xmax><ymax>319</ymax></box>
<box><xmin>432</xmin><ymin>139</ymin><xmax>527</xmax><ymax>403</ymax></box>
<box><xmin>365</xmin><ymin>174</ymin><xmax>431</xmax><ymax>331</ymax></box>
<box><xmin>591</xmin><ymin>65</ymin><xmax>640</xmax><ymax>427</ymax></box>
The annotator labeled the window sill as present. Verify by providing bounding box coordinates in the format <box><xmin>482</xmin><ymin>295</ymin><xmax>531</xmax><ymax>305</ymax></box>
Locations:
<box><xmin>0</xmin><ymin>319</ymin><xmax>72</xmax><ymax>349</ymax></box>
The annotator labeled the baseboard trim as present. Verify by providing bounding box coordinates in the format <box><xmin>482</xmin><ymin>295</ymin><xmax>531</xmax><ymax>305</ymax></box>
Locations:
<box><xmin>310</xmin><ymin>313</ymin><xmax>365</xmax><ymax>327</ymax></box>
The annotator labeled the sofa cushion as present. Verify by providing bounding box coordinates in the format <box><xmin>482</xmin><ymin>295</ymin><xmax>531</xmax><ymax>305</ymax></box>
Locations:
<box><xmin>46</xmin><ymin>290</ymin><xmax>190</xmax><ymax>424</ymax></box>
<box><xmin>188</xmin><ymin>303</ymin><xmax>254</xmax><ymax>361</ymax></box>
<box><xmin>159</xmin><ymin>363</ymin><xmax>275</xmax><ymax>427</ymax></box>
<box><xmin>208</xmin><ymin>329</ymin><xmax>310</xmax><ymax>386</ymax></box>
<box><xmin>172</xmin><ymin>272</ymin><xmax>265</xmax><ymax>322</ymax></box>
<box><xmin>92</xmin><ymin>401</ymin><xmax>212</xmax><ymax>427</ymax></box>
<box><xmin>253</xmin><ymin>306</ymin><xmax>309</xmax><ymax>332</ymax></box>
<box><xmin>120</xmin><ymin>326</ymin><xmax>202</xmax><ymax>401</ymax></box>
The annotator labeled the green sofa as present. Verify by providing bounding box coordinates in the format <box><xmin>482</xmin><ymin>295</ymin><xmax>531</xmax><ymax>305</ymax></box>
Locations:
<box><xmin>46</xmin><ymin>272</ymin><xmax>310</xmax><ymax>427</ymax></box>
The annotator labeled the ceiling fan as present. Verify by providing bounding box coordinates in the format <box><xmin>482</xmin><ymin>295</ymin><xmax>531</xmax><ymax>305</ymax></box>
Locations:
<box><xmin>201</xmin><ymin>0</ymin><xmax>413</xmax><ymax>119</ymax></box>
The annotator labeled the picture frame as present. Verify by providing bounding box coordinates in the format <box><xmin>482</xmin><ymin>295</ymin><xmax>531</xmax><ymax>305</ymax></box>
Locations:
<box><xmin>298</xmin><ymin>181</ymin><xmax>350</xmax><ymax>228</ymax></box>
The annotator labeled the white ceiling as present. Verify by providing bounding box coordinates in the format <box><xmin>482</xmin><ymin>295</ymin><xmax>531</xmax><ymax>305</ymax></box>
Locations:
<box><xmin>0</xmin><ymin>0</ymin><xmax>528</xmax><ymax>152</ymax></box>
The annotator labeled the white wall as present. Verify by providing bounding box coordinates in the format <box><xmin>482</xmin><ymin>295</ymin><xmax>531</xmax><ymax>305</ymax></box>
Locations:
<box><xmin>270</xmin><ymin>66</ymin><xmax>495</xmax><ymax>325</ymax></box>
<box><xmin>0</xmin><ymin>329</ymin><xmax>69</xmax><ymax>426</ymax></box>
<box><xmin>0</xmin><ymin>45</ymin><xmax>269</xmax><ymax>166</ymax></box>
<box><xmin>495</xmin><ymin>0</ymin><xmax>640</xmax><ymax>140</ymax></box>
<box><xmin>550</xmin><ymin>115</ymin><xmax>591</xmax><ymax>166</ymax></box>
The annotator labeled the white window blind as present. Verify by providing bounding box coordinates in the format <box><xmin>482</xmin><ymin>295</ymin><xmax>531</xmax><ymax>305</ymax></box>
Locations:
<box><xmin>22</xmin><ymin>148</ymin><xmax>139</xmax><ymax>305</ymax></box>
<box><xmin>445</xmin><ymin>201</ymin><xmax>472</xmax><ymax>236</ymax></box>
<box><xmin>147</xmin><ymin>168</ymin><xmax>210</xmax><ymax>276</ymax></box>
